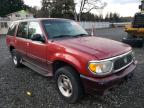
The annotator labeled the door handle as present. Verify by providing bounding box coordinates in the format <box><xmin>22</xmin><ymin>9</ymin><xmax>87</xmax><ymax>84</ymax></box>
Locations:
<box><xmin>27</xmin><ymin>43</ymin><xmax>30</xmax><ymax>46</ymax></box>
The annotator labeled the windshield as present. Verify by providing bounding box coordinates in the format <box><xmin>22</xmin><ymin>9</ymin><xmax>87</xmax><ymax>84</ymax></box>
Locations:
<box><xmin>42</xmin><ymin>20</ymin><xmax>88</xmax><ymax>39</ymax></box>
<box><xmin>133</xmin><ymin>14</ymin><xmax>144</xmax><ymax>28</ymax></box>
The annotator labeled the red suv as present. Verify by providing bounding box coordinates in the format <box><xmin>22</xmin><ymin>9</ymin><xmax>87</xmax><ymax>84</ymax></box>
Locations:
<box><xmin>6</xmin><ymin>18</ymin><xmax>137</xmax><ymax>103</ymax></box>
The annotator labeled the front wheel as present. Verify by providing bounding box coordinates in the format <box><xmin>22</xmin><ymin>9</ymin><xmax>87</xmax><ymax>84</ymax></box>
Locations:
<box><xmin>11</xmin><ymin>49</ymin><xmax>23</xmax><ymax>67</ymax></box>
<box><xmin>55</xmin><ymin>66</ymin><xmax>84</xmax><ymax>103</ymax></box>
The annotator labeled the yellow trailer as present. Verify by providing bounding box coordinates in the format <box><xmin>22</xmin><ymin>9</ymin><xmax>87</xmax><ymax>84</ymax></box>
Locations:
<box><xmin>123</xmin><ymin>12</ymin><xmax>144</xmax><ymax>47</ymax></box>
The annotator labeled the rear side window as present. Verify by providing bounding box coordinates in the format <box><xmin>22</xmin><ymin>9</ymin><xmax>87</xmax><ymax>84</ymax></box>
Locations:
<box><xmin>7</xmin><ymin>22</ymin><xmax>17</xmax><ymax>36</ymax></box>
<box><xmin>17</xmin><ymin>22</ymin><xmax>28</xmax><ymax>39</ymax></box>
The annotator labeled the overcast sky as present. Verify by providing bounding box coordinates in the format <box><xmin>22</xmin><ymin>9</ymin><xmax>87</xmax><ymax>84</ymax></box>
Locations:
<box><xmin>24</xmin><ymin>0</ymin><xmax>140</xmax><ymax>17</ymax></box>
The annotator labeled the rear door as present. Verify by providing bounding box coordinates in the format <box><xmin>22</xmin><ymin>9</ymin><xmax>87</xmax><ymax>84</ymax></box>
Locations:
<box><xmin>15</xmin><ymin>22</ymin><xmax>29</xmax><ymax>59</ymax></box>
<box><xmin>6</xmin><ymin>22</ymin><xmax>18</xmax><ymax>47</ymax></box>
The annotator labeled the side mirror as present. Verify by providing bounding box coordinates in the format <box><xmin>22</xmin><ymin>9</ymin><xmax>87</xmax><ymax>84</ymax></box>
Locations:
<box><xmin>31</xmin><ymin>34</ymin><xmax>45</xmax><ymax>43</ymax></box>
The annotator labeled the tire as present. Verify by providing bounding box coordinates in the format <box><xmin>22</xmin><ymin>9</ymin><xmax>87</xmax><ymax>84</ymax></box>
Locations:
<box><xmin>11</xmin><ymin>49</ymin><xmax>23</xmax><ymax>67</ymax></box>
<box><xmin>125</xmin><ymin>72</ymin><xmax>134</xmax><ymax>81</ymax></box>
<box><xmin>55</xmin><ymin>66</ymin><xmax>84</xmax><ymax>103</ymax></box>
<box><xmin>122</xmin><ymin>37</ymin><xmax>143</xmax><ymax>48</ymax></box>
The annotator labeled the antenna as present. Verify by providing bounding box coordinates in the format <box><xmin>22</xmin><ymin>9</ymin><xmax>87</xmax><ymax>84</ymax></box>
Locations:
<box><xmin>91</xmin><ymin>24</ymin><xmax>94</xmax><ymax>36</ymax></box>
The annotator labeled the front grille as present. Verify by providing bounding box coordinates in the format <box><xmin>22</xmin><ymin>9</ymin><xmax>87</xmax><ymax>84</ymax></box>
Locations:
<box><xmin>114</xmin><ymin>53</ymin><xmax>133</xmax><ymax>71</ymax></box>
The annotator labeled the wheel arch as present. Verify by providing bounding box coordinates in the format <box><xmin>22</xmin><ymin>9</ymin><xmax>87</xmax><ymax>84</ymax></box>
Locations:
<box><xmin>52</xmin><ymin>59</ymin><xmax>81</xmax><ymax>76</ymax></box>
<box><xmin>9</xmin><ymin>45</ymin><xmax>15</xmax><ymax>52</ymax></box>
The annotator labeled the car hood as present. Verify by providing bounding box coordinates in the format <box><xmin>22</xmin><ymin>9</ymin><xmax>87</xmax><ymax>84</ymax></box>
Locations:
<box><xmin>56</xmin><ymin>36</ymin><xmax>132</xmax><ymax>60</ymax></box>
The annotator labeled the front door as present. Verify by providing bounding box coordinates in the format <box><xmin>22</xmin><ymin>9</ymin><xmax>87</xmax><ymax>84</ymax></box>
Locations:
<box><xmin>27</xmin><ymin>21</ymin><xmax>47</xmax><ymax>71</ymax></box>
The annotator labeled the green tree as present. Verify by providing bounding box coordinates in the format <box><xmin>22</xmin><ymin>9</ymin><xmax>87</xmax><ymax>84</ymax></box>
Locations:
<box><xmin>0</xmin><ymin>0</ymin><xmax>26</xmax><ymax>17</ymax></box>
<box><xmin>40</xmin><ymin>0</ymin><xmax>75</xmax><ymax>19</ymax></box>
<box><xmin>27</xmin><ymin>6</ymin><xmax>41</xmax><ymax>18</ymax></box>
<box><xmin>105</xmin><ymin>13</ymin><xmax>109</xmax><ymax>21</ymax></box>
<box><xmin>51</xmin><ymin>0</ymin><xmax>75</xmax><ymax>19</ymax></box>
<box><xmin>80</xmin><ymin>12</ymin><xmax>96</xmax><ymax>21</ymax></box>
<box><xmin>40</xmin><ymin>0</ymin><xmax>54</xmax><ymax>18</ymax></box>
<box><xmin>113</xmin><ymin>13</ymin><xmax>120</xmax><ymax>22</ymax></box>
<box><xmin>104</xmin><ymin>12</ymin><xmax>120</xmax><ymax>22</ymax></box>
<box><xmin>78</xmin><ymin>12</ymin><xmax>104</xmax><ymax>21</ymax></box>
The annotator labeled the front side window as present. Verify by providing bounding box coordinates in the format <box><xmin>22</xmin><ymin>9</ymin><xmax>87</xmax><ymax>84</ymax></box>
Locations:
<box><xmin>17</xmin><ymin>22</ymin><xmax>28</xmax><ymax>39</ymax></box>
<box><xmin>28</xmin><ymin>22</ymin><xmax>43</xmax><ymax>39</ymax></box>
<box><xmin>42</xmin><ymin>20</ymin><xmax>88</xmax><ymax>39</ymax></box>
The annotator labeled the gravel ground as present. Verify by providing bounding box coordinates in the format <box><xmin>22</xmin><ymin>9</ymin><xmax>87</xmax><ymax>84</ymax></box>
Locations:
<box><xmin>0</xmin><ymin>28</ymin><xmax>144</xmax><ymax>108</ymax></box>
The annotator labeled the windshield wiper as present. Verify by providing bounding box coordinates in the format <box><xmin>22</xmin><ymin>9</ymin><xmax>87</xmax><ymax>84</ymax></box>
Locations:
<box><xmin>52</xmin><ymin>34</ymin><xmax>88</xmax><ymax>39</ymax></box>
<box><xmin>73</xmin><ymin>34</ymin><xmax>88</xmax><ymax>37</ymax></box>
<box><xmin>52</xmin><ymin>35</ymin><xmax>73</xmax><ymax>39</ymax></box>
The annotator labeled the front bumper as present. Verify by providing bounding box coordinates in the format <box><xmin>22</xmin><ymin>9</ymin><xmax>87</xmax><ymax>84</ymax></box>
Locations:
<box><xmin>80</xmin><ymin>61</ymin><xmax>137</xmax><ymax>95</ymax></box>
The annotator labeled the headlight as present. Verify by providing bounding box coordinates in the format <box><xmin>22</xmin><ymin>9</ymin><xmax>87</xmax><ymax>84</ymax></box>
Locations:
<box><xmin>88</xmin><ymin>60</ymin><xmax>113</xmax><ymax>76</ymax></box>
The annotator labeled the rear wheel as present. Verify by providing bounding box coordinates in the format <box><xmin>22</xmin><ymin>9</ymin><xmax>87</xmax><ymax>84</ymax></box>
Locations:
<box><xmin>55</xmin><ymin>66</ymin><xmax>84</xmax><ymax>103</ymax></box>
<box><xmin>11</xmin><ymin>49</ymin><xmax>23</xmax><ymax>67</ymax></box>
